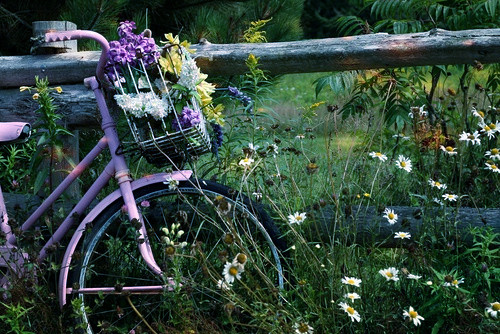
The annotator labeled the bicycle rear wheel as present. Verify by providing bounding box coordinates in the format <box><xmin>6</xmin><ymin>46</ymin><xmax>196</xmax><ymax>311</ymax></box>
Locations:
<box><xmin>71</xmin><ymin>178</ymin><xmax>286</xmax><ymax>333</ymax></box>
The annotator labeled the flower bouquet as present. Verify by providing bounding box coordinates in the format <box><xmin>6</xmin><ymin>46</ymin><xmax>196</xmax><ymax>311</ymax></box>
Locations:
<box><xmin>105</xmin><ymin>21</ymin><xmax>224</xmax><ymax>166</ymax></box>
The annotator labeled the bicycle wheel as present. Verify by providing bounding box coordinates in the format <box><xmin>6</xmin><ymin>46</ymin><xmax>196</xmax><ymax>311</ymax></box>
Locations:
<box><xmin>71</xmin><ymin>178</ymin><xmax>286</xmax><ymax>333</ymax></box>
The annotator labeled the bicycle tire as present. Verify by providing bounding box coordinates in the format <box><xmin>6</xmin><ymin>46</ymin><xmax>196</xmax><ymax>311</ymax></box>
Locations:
<box><xmin>71</xmin><ymin>178</ymin><xmax>286</xmax><ymax>333</ymax></box>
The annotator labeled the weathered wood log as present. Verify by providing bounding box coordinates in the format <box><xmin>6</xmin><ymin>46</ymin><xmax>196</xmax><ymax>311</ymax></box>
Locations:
<box><xmin>1</xmin><ymin>28</ymin><xmax>499</xmax><ymax>88</ymax></box>
<box><xmin>0</xmin><ymin>84</ymin><xmax>98</xmax><ymax>128</ymax></box>
<box><xmin>309</xmin><ymin>205</ymin><xmax>500</xmax><ymax>247</ymax></box>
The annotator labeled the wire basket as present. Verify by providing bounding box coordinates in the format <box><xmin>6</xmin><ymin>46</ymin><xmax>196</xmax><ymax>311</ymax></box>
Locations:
<box><xmin>110</xmin><ymin>45</ymin><xmax>212</xmax><ymax>166</ymax></box>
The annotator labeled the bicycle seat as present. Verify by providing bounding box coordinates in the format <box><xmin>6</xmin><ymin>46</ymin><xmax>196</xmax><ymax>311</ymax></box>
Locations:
<box><xmin>0</xmin><ymin>122</ymin><xmax>31</xmax><ymax>145</ymax></box>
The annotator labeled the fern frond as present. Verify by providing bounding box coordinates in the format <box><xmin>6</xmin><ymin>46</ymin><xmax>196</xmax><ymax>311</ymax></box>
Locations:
<box><xmin>335</xmin><ymin>16</ymin><xmax>366</xmax><ymax>36</ymax></box>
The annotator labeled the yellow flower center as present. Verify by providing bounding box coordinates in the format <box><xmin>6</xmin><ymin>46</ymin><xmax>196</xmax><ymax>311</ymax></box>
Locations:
<box><xmin>479</xmin><ymin>111</ymin><xmax>485</xmax><ymax>118</ymax></box>
<box><xmin>446</xmin><ymin>146</ymin><xmax>454</xmax><ymax>152</ymax></box>
<box><xmin>492</xmin><ymin>148</ymin><xmax>499</xmax><ymax>155</ymax></box>
<box><xmin>236</xmin><ymin>253</ymin><xmax>247</xmax><ymax>264</ymax></box>
<box><xmin>347</xmin><ymin>307</ymin><xmax>355</xmax><ymax>315</ymax></box>
<box><xmin>409</xmin><ymin>310</ymin><xmax>418</xmax><ymax>319</ymax></box>
<box><xmin>298</xmin><ymin>323</ymin><xmax>309</xmax><ymax>333</ymax></box>
<box><xmin>388</xmin><ymin>213</ymin><xmax>395</xmax><ymax>219</ymax></box>
<box><xmin>490</xmin><ymin>123</ymin><xmax>496</xmax><ymax>129</ymax></box>
<box><xmin>296</xmin><ymin>215</ymin><xmax>303</xmax><ymax>221</ymax></box>
<box><xmin>492</xmin><ymin>302</ymin><xmax>500</xmax><ymax>311</ymax></box>
<box><xmin>347</xmin><ymin>279</ymin><xmax>355</xmax><ymax>285</ymax></box>
<box><xmin>229</xmin><ymin>266</ymin><xmax>239</xmax><ymax>276</ymax></box>
<box><xmin>435</xmin><ymin>182</ymin><xmax>441</xmax><ymax>187</ymax></box>
<box><xmin>376</xmin><ymin>152</ymin><xmax>382</xmax><ymax>157</ymax></box>
<box><xmin>491</xmin><ymin>164</ymin><xmax>498</xmax><ymax>170</ymax></box>
<box><xmin>452</xmin><ymin>279</ymin><xmax>458</xmax><ymax>285</ymax></box>
<box><xmin>400</xmin><ymin>161</ymin><xmax>406</xmax><ymax>167</ymax></box>
<box><xmin>399</xmin><ymin>233</ymin><xmax>407</xmax><ymax>238</ymax></box>
<box><xmin>468</xmin><ymin>135</ymin><xmax>475</xmax><ymax>140</ymax></box>
<box><xmin>484</xmin><ymin>125</ymin><xmax>491</xmax><ymax>131</ymax></box>
<box><xmin>386</xmin><ymin>271</ymin><xmax>393</xmax><ymax>277</ymax></box>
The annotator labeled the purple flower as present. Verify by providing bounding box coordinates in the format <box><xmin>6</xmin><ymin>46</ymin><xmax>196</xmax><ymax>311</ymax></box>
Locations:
<box><xmin>172</xmin><ymin>107</ymin><xmax>201</xmax><ymax>131</ymax></box>
<box><xmin>117</xmin><ymin>21</ymin><xmax>136</xmax><ymax>38</ymax></box>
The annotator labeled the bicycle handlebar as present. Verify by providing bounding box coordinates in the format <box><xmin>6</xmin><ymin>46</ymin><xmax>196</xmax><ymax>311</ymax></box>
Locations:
<box><xmin>45</xmin><ymin>30</ymin><xmax>110</xmax><ymax>84</ymax></box>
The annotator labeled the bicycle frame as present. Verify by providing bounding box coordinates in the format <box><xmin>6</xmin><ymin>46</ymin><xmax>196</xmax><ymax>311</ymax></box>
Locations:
<box><xmin>0</xmin><ymin>30</ymin><xmax>192</xmax><ymax>307</ymax></box>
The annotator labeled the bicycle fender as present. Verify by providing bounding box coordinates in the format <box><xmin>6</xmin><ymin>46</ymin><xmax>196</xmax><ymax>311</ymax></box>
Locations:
<box><xmin>57</xmin><ymin>171</ymin><xmax>192</xmax><ymax>308</ymax></box>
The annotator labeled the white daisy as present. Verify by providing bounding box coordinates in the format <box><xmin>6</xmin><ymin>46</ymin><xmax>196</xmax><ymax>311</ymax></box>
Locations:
<box><xmin>433</xmin><ymin>197</ymin><xmax>444</xmax><ymax>206</ymax></box>
<box><xmin>394</xmin><ymin>232</ymin><xmax>411</xmax><ymax>240</ymax></box>
<box><xmin>440</xmin><ymin>145</ymin><xmax>458</xmax><ymax>155</ymax></box>
<box><xmin>395</xmin><ymin>155</ymin><xmax>412</xmax><ymax>172</ymax></box>
<box><xmin>288</xmin><ymin>212</ymin><xmax>307</xmax><ymax>225</ymax></box>
<box><xmin>239</xmin><ymin>157</ymin><xmax>254</xmax><ymax>167</ymax></box>
<box><xmin>341</xmin><ymin>276</ymin><xmax>362</xmax><ymax>287</ymax></box>
<box><xmin>344</xmin><ymin>292</ymin><xmax>361</xmax><ymax>302</ymax></box>
<box><xmin>216</xmin><ymin>278</ymin><xmax>232</xmax><ymax>290</ymax></box>
<box><xmin>479</xmin><ymin>121</ymin><xmax>498</xmax><ymax>139</ymax></box>
<box><xmin>222</xmin><ymin>261</ymin><xmax>243</xmax><ymax>284</ymax></box>
<box><xmin>428</xmin><ymin>179</ymin><xmax>447</xmax><ymax>190</ymax></box>
<box><xmin>294</xmin><ymin>322</ymin><xmax>314</xmax><ymax>334</ymax></box>
<box><xmin>379</xmin><ymin>267</ymin><xmax>399</xmax><ymax>281</ymax></box>
<box><xmin>485</xmin><ymin>148</ymin><xmax>500</xmax><ymax>160</ymax></box>
<box><xmin>459</xmin><ymin>131</ymin><xmax>481</xmax><ymax>145</ymax></box>
<box><xmin>485</xmin><ymin>161</ymin><xmax>500</xmax><ymax>173</ymax></box>
<box><xmin>408</xmin><ymin>105</ymin><xmax>427</xmax><ymax>119</ymax></box>
<box><xmin>383</xmin><ymin>208</ymin><xmax>398</xmax><ymax>225</ymax></box>
<box><xmin>486</xmin><ymin>302</ymin><xmax>500</xmax><ymax>319</ymax></box>
<box><xmin>407</xmin><ymin>274</ymin><xmax>422</xmax><ymax>280</ymax></box>
<box><xmin>403</xmin><ymin>306</ymin><xmax>424</xmax><ymax>326</ymax></box>
<box><xmin>443</xmin><ymin>277</ymin><xmax>464</xmax><ymax>288</ymax></box>
<box><xmin>338</xmin><ymin>302</ymin><xmax>361</xmax><ymax>322</ymax></box>
<box><xmin>392</xmin><ymin>134</ymin><xmax>410</xmax><ymax>141</ymax></box>
<box><xmin>369</xmin><ymin>151</ymin><xmax>388</xmax><ymax>162</ymax></box>
<box><xmin>163</xmin><ymin>176</ymin><xmax>179</xmax><ymax>190</ymax></box>
<box><xmin>442</xmin><ymin>193</ymin><xmax>458</xmax><ymax>202</ymax></box>
<box><xmin>472</xmin><ymin>107</ymin><xmax>485</xmax><ymax>120</ymax></box>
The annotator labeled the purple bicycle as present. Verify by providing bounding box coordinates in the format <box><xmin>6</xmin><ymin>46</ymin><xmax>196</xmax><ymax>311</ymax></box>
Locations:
<box><xmin>0</xmin><ymin>30</ymin><xmax>285</xmax><ymax>333</ymax></box>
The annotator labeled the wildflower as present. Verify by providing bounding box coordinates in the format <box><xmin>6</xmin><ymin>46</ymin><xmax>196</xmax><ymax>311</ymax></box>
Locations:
<box><xmin>291</xmin><ymin>245</ymin><xmax>296</xmax><ymax>250</ymax></box>
<box><xmin>235</xmin><ymin>253</ymin><xmax>247</xmax><ymax>266</ymax></box>
<box><xmin>485</xmin><ymin>161</ymin><xmax>500</xmax><ymax>173</ymax></box>
<box><xmin>433</xmin><ymin>197</ymin><xmax>444</xmax><ymax>206</ymax></box>
<box><xmin>459</xmin><ymin>131</ymin><xmax>481</xmax><ymax>145</ymax></box>
<box><xmin>296</xmin><ymin>134</ymin><xmax>305</xmax><ymax>140</ymax></box>
<box><xmin>392</xmin><ymin>133</ymin><xmax>410</xmax><ymax>141</ymax></box>
<box><xmin>55</xmin><ymin>86</ymin><xmax>63</xmax><ymax>93</ymax></box>
<box><xmin>442</xmin><ymin>193</ymin><xmax>458</xmax><ymax>202</ymax></box>
<box><xmin>306</xmin><ymin>162</ymin><xmax>319</xmax><ymax>174</ymax></box>
<box><xmin>252</xmin><ymin>192</ymin><xmax>263</xmax><ymax>201</ymax></box>
<box><xmin>379</xmin><ymin>267</ymin><xmax>399</xmax><ymax>281</ymax></box>
<box><xmin>485</xmin><ymin>148</ymin><xmax>500</xmax><ymax>160</ymax></box>
<box><xmin>472</xmin><ymin>107</ymin><xmax>485</xmax><ymax>120</ymax></box>
<box><xmin>479</xmin><ymin>121</ymin><xmax>499</xmax><ymax>139</ymax></box>
<box><xmin>341</xmin><ymin>276</ymin><xmax>362</xmax><ymax>287</ymax></box>
<box><xmin>409</xmin><ymin>105</ymin><xmax>427</xmax><ymax>119</ymax></box>
<box><xmin>344</xmin><ymin>292</ymin><xmax>361</xmax><ymax>302</ymax></box>
<box><xmin>369</xmin><ymin>151</ymin><xmax>388</xmax><ymax>162</ymax></box>
<box><xmin>288</xmin><ymin>212</ymin><xmax>307</xmax><ymax>225</ymax></box>
<box><xmin>338</xmin><ymin>302</ymin><xmax>361</xmax><ymax>322</ymax></box>
<box><xmin>239</xmin><ymin>157</ymin><xmax>254</xmax><ymax>167</ymax></box>
<box><xmin>407</xmin><ymin>274</ymin><xmax>422</xmax><ymax>280</ymax></box>
<box><xmin>172</xmin><ymin>106</ymin><xmax>201</xmax><ymax>131</ymax></box>
<box><xmin>486</xmin><ymin>302</ymin><xmax>500</xmax><ymax>319</ymax></box>
<box><xmin>383</xmin><ymin>208</ymin><xmax>398</xmax><ymax>225</ymax></box>
<box><xmin>428</xmin><ymin>179</ymin><xmax>447</xmax><ymax>190</ymax></box>
<box><xmin>395</xmin><ymin>155</ymin><xmax>412</xmax><ymax>172</ymax></box>
<box><xmin>140</xmin><ymin>200</ymin><xmax>150</xmax><ymax>208</ymax></box>
<box><xmin>164</xmin><ymin>177</ymin><xmax>179</xmax><ymax>190</ymax></box>
<box><xmin>216</xmin><ymin>278</ymin><xmax>232</xmax><ymax>291</ymax></box>
<box><xmin>363</xmin><ymin>193</ymin><xmax>371</xmax><ymax>198</ymax></box>
<box><xmin>426</xmin><ymin>281</ymin><xmax>433</xmax><ymax>286</ymax></box>
<box><xmin>294</xmin><ymin>322</ymin><xmax>314</xmax><ymax>334</ymax></box>
<box><xmin>32</xmin><ymin>93</ymin><xmax>40</xmax><ymax>100</ymax></box>
<box><xmin>315</xmin><ymin>244</ymin><xmax>321</xmax><ymax>249</ymax></box>
<box><xmin>443</xmin><ymin>278</ymin><xmax>464</xmax><ymax>287</ymax></box>
<box><xmin>222</xmin><ymin>261</ymin><xmax>243</xmax><ymax>284</ymax></box>
<box><xmin>19</xmin><ymin>86</ymin><xmax>30</xmax><ymax>92</ymax></box>
<box><xmin>403</xmin><ymin>306</ymin><xmax>424</xmax><ymax>326</ymax></box>
<box><xmin>394</xmin><ymin>232</ymin><xmax>411</xmax><ymax>240</ymax></box>
<box><xmin>440</xmin><ymin>145</ymin><xmax>458</xmax><ymax>155</ymax></box>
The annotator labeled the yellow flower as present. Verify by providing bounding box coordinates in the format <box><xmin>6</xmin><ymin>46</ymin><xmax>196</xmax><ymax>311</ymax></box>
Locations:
<box><xmin>159</xmin><ymin>53</ymin><xmax>183</xmax><ymax>75</ymax></box>
<box><xmin>197</xmin><ymin>79</ymin><xmax>216</xmax><ymax>106</ymax></box>
<box><xmin>205</xmin><ymin>104</ymin><xmax>225</xmax><ymax>125</ymax></box>
<box><xmin>32</xmin><ymin>93</ymin><xmax>40</xmax><ymax>100</ymax></box>
<box><xmin>19</xmin><ymin>86</ymin><xmax>30</xmax><ymax>92</ymax></box>
<box><xmin>162</xmin><ymin>33</ymin><xmax>194</xmax><ymax>53</ymax></box>
<box><xmin>55</xmin><ymin>86</ymin><xmax>63</xmax><ymax>93</ymax></box>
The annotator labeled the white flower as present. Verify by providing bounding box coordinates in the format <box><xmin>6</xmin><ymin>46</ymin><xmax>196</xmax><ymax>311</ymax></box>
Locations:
<box><xmin>440</xmin><ymin>145</ymin><xmax>458</xmax><ymax>155</ymax></box>
<box><xmin>407</xmin><ymin>274</ymin><xmax>422</xmax><ymax>280</ymax></box>
<box><xmin>485</xmin><ymin>161</ymin><xmax>500</xmax><ymax>173</ymax></box>
<box><xmin>177</xmin><ymin>56</ymin><xmax>201</xmax><ymax>91</ymax></box>
<box><xmin>369</xmin><ymin>151</ymin><xmax>388</xmax><ymax>162</ymax></box>
<box><xmin>409</xmin><ymin>105</ymin><xmax>427</xmax><ymax>119</ymax></box>
<box><xmin>459</xmin><ymin>131</ymin><xmax>481</xmax><ymax>145</ymax></box>
<box><xmin>485</xmin><ymin>148</ymin><xmax>500</xmax><ymax>160</ymax></box>
<box><xmin>315</xmin><ymin>244</ymin><xmax>321</xmax><ymax>249</ymax></box>
<box><xmin>392</xmin><ymin>133</ymin><xmax>410</xmax><ymax>141</ymax></box>
<box><xmin>472</xmin><ymin>107</ymin><xmax>485</xmax><ymax>120</ymax></box>
<box><xmin>383</xmin><ymin>208</ymin><xmax>398</xmax><ymax>225</ymax></box>
<box><xmin>338</xmin><ymin>302</ymin><xmax>361</xmax><ymax>322</ymax></box>
<box><xmin>442</xmin><ymin>193</ymin><xmax>458</xmax><ymax>202</ymax></box>
<box><xmin>433</xmin><ymin>197</ymin><xmax>444</xmax><ymax>206</ymax></box>
<box><xmin>216</xmin><ymin>279</ymin><xmax>232</xmax><ymax>290</ymax></box>
<box><xmin>426</xmin><ymin>281</ymin><xmax>433</xmax><ymax>286</ymax></box>
<box><xmin>288</xmin><ymin>212</ymin><xmax>307</xmax><ymax>225</ymax></box>
<box><xmin>428</xmin><ymin>179</ymin><xmax>447</xmax><ymax>190</ymax></box>
<box><xmin>344</xmin><ymin>292</ymin><xmax>361</xmax><ymax>302</ymax></box>
<box><xmin>479</xmin><ymin>121</ymin><xmax>499</xmax><ymax>139</ymax></box>
<box><xmin>486</xmin><ymin>302</ymin><xmax>500</xmax><ymax>319</ymax></box>
<box><xmin>294</xmin><ymin>322</ymin><xmax>314</xmax><ymax>334</ymax></box>
<box><xmin>443</xmin><ymin>278</ymin><xmax>464</xmax><ymax>288</ymax></box>
<box><xmin>341</xmin><ymin>276</ymin><xmax>362</xmax><ymax>287</ymax></box>
<box><xmin>252</xmin><ymin>192</ymin><xmax>263</xmax><ymax>200</ymax></box>
<box><xmin>239</xmin><ymin>157</ymin><xmax>254</xmax><ymax>166</ymax></box>
<box><xmin>164</xmin><ymin>176</ymin><xmax>179</xmax><ymax>190</ymax></box>
<box><xmin>379</xmin><ymin>267</ymin><xmax>399</xmax><ymax>281</ymax></box>
<box><xmin>394</xmin><ymin>232</ymin><xmax>411</xmax><ymax>240</ymax></box>
<box><xmin>403</xmin><ymin>306</ymin><xmax>424</xmax><ymax>326</ymax></box>
<box><xmin>296</xmin><ymin>134</ymin><xmax>305</xmax><ymax>140</ymax></box>
<box><xmin>395</xmin><ymin>155</ymin><xmax>412</xmax><ymax>172</ymax></box>
<box><xmin>222</xmin><ymin>261</ymin><xmax>243</xmax><ymax>284</ymax></box>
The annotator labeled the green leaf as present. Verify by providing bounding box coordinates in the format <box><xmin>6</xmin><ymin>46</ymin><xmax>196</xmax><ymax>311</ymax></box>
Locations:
<box><xmin>33</xmin><ymin>167</ymin><xmax>49</xmax><ymax>195</ymax></box>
